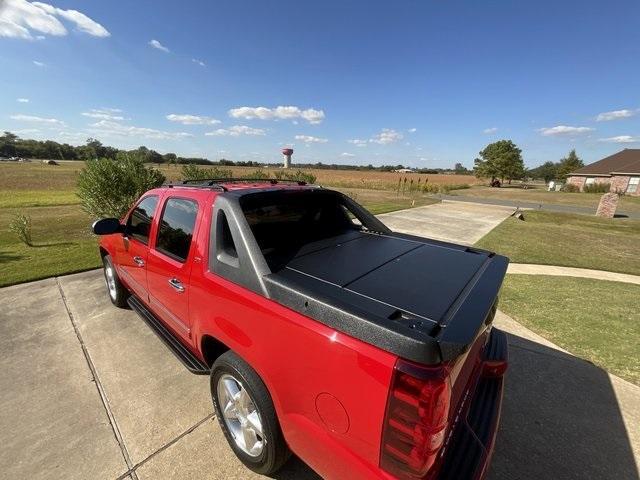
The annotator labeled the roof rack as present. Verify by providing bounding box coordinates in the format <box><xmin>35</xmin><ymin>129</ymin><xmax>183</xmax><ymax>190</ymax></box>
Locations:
<box><xmin>164</xmin><ymin>178</ymin><xmax>307</xmax><ymax>191</ymax></box>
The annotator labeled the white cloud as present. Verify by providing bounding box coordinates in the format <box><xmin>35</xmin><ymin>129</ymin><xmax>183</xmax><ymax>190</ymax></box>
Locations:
<box><xmin>166</xmin><ymin>114</ymin><xmax>220</xmax><ymax>125</ymax></box>
<box><xmin>596</xmin><ymin>109</ymin><xmax>637</xmax><ymax>122</ymax></box>
<box><xmin>192</xmin><ymin>58</ymin><xmax>205</xmax><ymax>67</ymax></box>
<box><xmin>295</xmin><ymin>134</ymin><xmax>328</xmax><ymax>144</ymax></box>
<box><xmin>408</xmin><ymin>128</ymin><xmax>417</xmax><ymax>133</ymax></box>
<box><xmin>82</xmin><ymin>108</ymin><xmax>124</xmax><ymax>121</ymax></box>
<box><xmin>33</xmin><ymin>60</ymin><xmax>45</xmax><ymax>67</ymax></box>
<box><xmin>32</xmin><ymin>2</ymin><xmax>109</xmax><ymax>37</ymax></box>
<box><xmin>16</xmin><ymin>98</ymin><xmax>29</xmax><ymax>103</ymax></box>
<box><xmin>10</xmin><ymin>113</ymin><xmax>64</xmax><ymax>125</ymax></box>
<box><xmin>0</xmin><ymin>0</ymin><xmax>109</xmax><ymax>39</ymax></box>
<box><xmin>341</xmin><ymin>152</ymin><xmax>355</xmax><ymax>157</ymax></box>
<box><xmin>483</xmin><ymin>127</ymin><xmax>498</xmax><ymax>134</ymax></box>
<box><xmin>205</xmin><ymin>125</ymin><xmax>266</xmax><ymax>137</ymax></box>
<box><xmin>369</xmin><ymin>128</ymin><xmax>403</xmax><ymax>145</ymax></box>
<box><xmin>597</xmin><ymin>135</ymin><xmax>640</xmax><ymax>144</ymax></box>
<box><xmin>538</xmin><ymin>125</ymin><xmax>594</xmax><ymax>136</ymax></box>
<box><xmin>348</xmin><ymin>139</ymin><xmax>368</xmax><ymax>147</ymax></box>
<box><xmin>88</xmin><ymin>120</ymin><xmax>192</xmax><ymax>140</ymax></box>
<box><xmin>149</xmin><ymin>39</ymin><xmax>169</xmax><ymax>52</ymax></box>
<box><xmin>228</xmin><ymin>105</ymin><xmax>325</xmax><ymax>124</ymax></box>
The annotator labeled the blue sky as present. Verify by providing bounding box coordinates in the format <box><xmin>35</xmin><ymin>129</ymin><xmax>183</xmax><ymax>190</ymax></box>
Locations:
<box><xmin>1</xmin><ymin>0</ymin><xmax>639</xmax><ymax>168</ymax></box>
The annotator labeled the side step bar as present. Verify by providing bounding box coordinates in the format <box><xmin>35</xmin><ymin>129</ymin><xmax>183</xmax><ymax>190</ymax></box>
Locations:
<box><xmin>128</xmin><ymin>295</ymin><xmax>210</xmax><ymax>375</ymax></box>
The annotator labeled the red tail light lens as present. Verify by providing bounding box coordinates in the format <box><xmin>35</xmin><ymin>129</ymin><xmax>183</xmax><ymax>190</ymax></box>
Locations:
<box><xmin>380</xmin><ymin>359</ymin><xmax>452</xmax><ymax>479</ymax></box>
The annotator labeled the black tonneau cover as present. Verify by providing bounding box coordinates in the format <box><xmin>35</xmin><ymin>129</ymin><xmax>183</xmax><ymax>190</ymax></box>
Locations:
<box><xmin>263</xmin><ymin>230</ymin><xmax>508</xmax><ymax>364</ymax></box>
<box><xmin>209</xmin><ymin>188</ymin><xmax>508</xmax><ymax>364</ymax></box>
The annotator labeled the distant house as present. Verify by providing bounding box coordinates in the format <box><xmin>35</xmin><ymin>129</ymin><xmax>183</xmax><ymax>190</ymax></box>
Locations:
<box><xmin>394</xmin><ymin>168</ymin><xmax>414</xmax><ymax>173</ymax></box>
<box><xmin>566</xmin><ymin>149</ymin><xmax>640</xmax><ymax>196</ymax></box>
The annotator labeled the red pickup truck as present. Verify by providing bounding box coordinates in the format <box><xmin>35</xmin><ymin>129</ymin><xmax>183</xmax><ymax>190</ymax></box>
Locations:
<box><xmin>93</xmin><ymin>179</ymin><xmax>509</xmax><ymax>480</ymax></box>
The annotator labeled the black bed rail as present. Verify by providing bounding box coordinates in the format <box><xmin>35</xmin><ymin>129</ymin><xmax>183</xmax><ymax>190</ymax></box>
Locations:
<box><xmin>164</xmin><ymin>177</ymin><xmax>308</xmax><ymax>191</ymax></box>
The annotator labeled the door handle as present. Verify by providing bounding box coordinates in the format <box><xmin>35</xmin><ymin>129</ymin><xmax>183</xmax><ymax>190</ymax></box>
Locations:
<box><xmin>133</xmin><ymin>256</ymin><xmax>145</xmax><ymax>267</ymax></box>
<box><xmin>168</xmin><ymin>278</ymin><xmax>185</xmax><ymax>293</ymax></box>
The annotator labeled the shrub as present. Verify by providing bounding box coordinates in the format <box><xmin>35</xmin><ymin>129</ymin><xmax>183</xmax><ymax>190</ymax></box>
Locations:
<box><xmin>273</xmin><ymin>169</ymin><xmax>317</xmax><ymax>184</ymax></box>
<box><xmin>561</xmin><ymin>183</ymin><xmax>580</xmax><ymax>193</ymax></box>
<box><xmin>241</xmin><ymin>169</ymin><xmax>270</xmax><ymax>180</ymax></box>
<box><xmin>583</xmin><ymin>182</ymin><xmax>610</xmax><ymax>194</ymax></box>
<box><xmin>181</xmin><ymin>164</ymin><xmax>233</xmax><ymax>181</ymax></box>
<box><xmin>9</xmin><ymin>213</ymin><xmax>33</xmax><ymax>246</ymax></box>
<box><xmin>77</xmin><ymin>156</ymin><xmax>166</xmax><ymax>218</ymax></box>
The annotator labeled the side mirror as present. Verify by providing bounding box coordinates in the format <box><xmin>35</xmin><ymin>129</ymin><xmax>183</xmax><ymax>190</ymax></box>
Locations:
<box><xmin>92</xmin><ymin>218</ymin><xmax>123</xmax><ymax>235</ymax></box>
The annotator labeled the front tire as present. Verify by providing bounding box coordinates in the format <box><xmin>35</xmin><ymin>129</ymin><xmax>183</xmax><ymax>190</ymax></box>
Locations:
<box><xmin>102</xmin><ymin>254</ymin><xmax>129</xmax><ymax>308</ymax></box>
<box><xmin>210</xmin><ymin>351</ymin><xmax>291</xmax><ymax>475</ymax></box>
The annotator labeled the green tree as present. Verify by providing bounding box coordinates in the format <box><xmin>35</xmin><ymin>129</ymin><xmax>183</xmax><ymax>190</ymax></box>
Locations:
<box><xmin>454</xmin><ymin>162</ymin><xmax>469</xmax><ymax>174</ymax></box>
<box><xmin>0</xmin><ymin>131</ymin><xmax>18</xmax><ymax>157</ymax></box>
<box><xmin>528</xmin><ymin>161</ymin><xmax>558</xmax><ymax>183</ymax></box>
<box><xmin>556</xmin><ymin>149</ymin><xmax>584</xmax><ymax>179</ymax></box>
<box><xmin>474</xmin><ymin>140</ymin><xmax>525</xmax><ymax>183</ymax></box>
<box><xmin>77</xmin><ymin>155</ymin><xmax>165</xmax><ymax>218</ymax></box>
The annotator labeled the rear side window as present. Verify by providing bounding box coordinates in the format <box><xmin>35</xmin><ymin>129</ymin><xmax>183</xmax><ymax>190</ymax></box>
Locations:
<box><xmin>156</xmin><ymin>198</ymin><xmax>199</xmax><ymax>262</ymax></box>
<box><xmin>127</xmin><ymin>195</ymin><xmax>158</xmax><ymax>244</ymax></box>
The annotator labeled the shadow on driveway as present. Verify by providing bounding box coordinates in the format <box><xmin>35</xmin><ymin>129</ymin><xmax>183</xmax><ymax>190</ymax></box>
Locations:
<box><xmin>488</xmin><ymin>332</ymin><xmax>639</xmax><ymax>480</ymax></box>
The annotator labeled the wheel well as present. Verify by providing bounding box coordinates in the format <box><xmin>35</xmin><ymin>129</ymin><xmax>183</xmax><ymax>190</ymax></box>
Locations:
<box><xmin>201</xmin><ymin>335</ymin><xmax>230</xmax><ymax>368</ymax></box>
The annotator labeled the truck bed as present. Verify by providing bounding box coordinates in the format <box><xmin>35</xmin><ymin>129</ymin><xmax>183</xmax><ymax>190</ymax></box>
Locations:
<box><xmin>263</xmin><ymin>229</ymin><xmax>508</xmax><ymax>364</ymax></box>
<box><xmin>209</xmin><ymin>187</ymin><xmax>509</xmax><ymax>365</ymax></box>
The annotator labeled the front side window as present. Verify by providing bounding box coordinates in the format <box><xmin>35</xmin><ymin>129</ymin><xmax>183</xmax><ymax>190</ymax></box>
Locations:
<box><xmin>627</xmin><ymin>177</ymin><xmax>639</xmax><ymax>194</ymax></box>
<box><xmin>156</xmin><ymin>198</ymin><xmax>199</xmax><ymax>262</ymax></box>
<box><xmin>126</xmin><ymin>195</ymin><xmax>158</xmax><ymax>245</ymax></box>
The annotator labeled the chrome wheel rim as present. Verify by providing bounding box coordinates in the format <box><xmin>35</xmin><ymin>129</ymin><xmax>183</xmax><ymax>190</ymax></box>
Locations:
<box><xmin>217</xmin><ymin>374</ymin><xmax>265</xmax><ymax>457</ymax></box>
<box><xmin>104</xmin><ymin>264</ymin><xmax>117</xmax><ymax>300</ymax></box>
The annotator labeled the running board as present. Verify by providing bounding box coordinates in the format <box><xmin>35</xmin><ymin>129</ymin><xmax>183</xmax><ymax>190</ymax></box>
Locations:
<box><xmin>128</xmin><ymin>295</ymin><xmax>210</xmax><ymax>375</ymax></box>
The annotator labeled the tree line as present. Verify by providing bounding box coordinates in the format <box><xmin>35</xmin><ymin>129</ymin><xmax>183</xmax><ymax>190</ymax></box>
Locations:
<box><xmin>0</xmin><ymin>131</ymin><xmax>471</xmax><ymax>173</ymax></box>
<box><xmin>0</xmin><ymin>131</ymin><xmax>211</xmax><ymax>165</ymax></box>
<box><xmin>1</xmin><ymin>131</ymin><xmax>585</xmax><ymax>180</ymax></box>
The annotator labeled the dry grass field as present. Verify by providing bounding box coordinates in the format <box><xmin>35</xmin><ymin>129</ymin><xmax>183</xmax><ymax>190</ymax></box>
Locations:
<box><xmin>0</xmin><ymin>161</ymin><xmax>461</xmax><ymax>286</ymax></box>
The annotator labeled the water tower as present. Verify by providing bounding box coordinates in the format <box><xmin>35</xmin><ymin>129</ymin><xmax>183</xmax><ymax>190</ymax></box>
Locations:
<box><xmin>282</xmin><ymin>148</ymin><xmax>293</xmax><ymax>169</ymax></box>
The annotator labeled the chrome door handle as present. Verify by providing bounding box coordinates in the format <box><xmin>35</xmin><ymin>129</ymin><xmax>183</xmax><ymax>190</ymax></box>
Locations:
<box><xmin>133</xmin><ymin>256</ymin><xmax>145</xmax><ymax>267</ymax></box>
<box><xmin>168</xmin><ymin>278</ymin><xmax>185</xmax><ymax>293</ymax></box>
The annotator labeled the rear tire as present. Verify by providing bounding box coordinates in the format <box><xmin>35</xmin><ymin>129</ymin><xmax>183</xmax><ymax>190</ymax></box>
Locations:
<box><xmin>210</xmin><ymin>351</ymin><xmax>291</xmax><ymax>475</ymax></box>
<box><xmin>102</xmin><ymin>255</ymin><xmax>129</xmax><ymax>308</ymax></box>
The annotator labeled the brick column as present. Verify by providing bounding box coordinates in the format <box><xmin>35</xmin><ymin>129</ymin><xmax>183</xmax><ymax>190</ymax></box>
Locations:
<box><xmin>596</xmin><ymin>192</ymin><xmax>619</xmax><ymax>218</ymax></box>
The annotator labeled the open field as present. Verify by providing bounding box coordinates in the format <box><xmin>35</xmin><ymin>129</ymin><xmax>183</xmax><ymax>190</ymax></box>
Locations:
<box><xmin>475</xmin><ymin>211</ymin><xmax>640</xmax><ymax>276</ymax></box>
<box><xmin>450</xmin><ymin>185</ymin><xmax>640</xmax><ymax>214</ymax></box>
<box><xmin>0</xmin><ymin>162</ymin><xmax>448</xmax><ymax>286</ymax></box>
<box><xmin>500</xmin><ymin>275</ymin><xmax>640</xmax><ymax>385</ymax></box>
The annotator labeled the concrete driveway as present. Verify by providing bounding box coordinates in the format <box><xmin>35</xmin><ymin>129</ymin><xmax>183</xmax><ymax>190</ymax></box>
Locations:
<box><xmin>378</xmin><ymin>200</ymin><xmax>515</xmax><ymax>245</ymax></box>
<box><xmin>2</xmin><ymin>271</ymin><xmax>639</xmax><ymax>479</ymax></box>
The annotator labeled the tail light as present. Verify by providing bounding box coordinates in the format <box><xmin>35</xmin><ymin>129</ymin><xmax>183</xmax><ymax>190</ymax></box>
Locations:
<box><xmin>380</xmin><ymin>359</ymin><xmax>452</xmax><ymax>479</ymax></box>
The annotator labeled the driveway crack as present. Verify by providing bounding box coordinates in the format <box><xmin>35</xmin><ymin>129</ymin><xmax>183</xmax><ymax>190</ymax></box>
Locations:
<box><xmin>55</xmin><ymin>277</ymin><xmax>139</xmax><ymax>480</ymax></box>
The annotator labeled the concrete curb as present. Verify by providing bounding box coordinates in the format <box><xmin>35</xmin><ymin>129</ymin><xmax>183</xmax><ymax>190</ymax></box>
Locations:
<box><xmin>507</xmin><ymin>263</ymin><xmax>640</xmax><ymax>285</ymax></box>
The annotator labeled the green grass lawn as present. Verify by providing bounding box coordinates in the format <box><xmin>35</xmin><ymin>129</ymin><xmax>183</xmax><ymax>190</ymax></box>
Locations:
<box><xmin>450</xmin><ymin>185</ymin><xmax>640</xmax><ymax>214</ymax></box>
<box><xmin>0</xmin><ymin>205</ymin><xmax>101</xmax><ymax>287</ymax></box>
<box><xmin>500</xmin><ymin>275</ymin><xmax>640</xmax><ymax>385</ymax></box>
<box><xmin>476</xmin><ymin>211</ymin><xmax>640</xmax><ymax>276</ymax></box>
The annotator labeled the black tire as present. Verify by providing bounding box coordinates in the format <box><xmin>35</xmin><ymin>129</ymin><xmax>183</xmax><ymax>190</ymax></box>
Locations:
<box><xmin>102</xmin><ymin>255</ymin><xmax>129</xmax><ymax>308</ymax></box>
<box><xmin>210</xmin><ymin>351</ymin><xmax>291</xmax><ymax>475</ymax></box>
